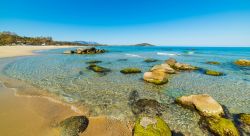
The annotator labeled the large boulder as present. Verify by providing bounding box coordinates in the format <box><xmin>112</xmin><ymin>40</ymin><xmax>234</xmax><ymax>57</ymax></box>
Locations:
<box><xmin>59</xmin><ymin>116</ymin><xmax>89</xmax><ymax>136</ymax></box>
<box><xmin>143</xmin><ymin>71</ymin><xmax>168</xmax><ymax>85</ymax></box>
<box><xmin>173</xmin><ymin>62</ymin><xmax>197</xmax><ymax>70</ymax></box>
<box><xmin>165</xmin><ymin>58</ymin><xmax>177</xmax><ymax>67</ymax></box>
<box><xmin>133</xmin><ymin>116</ymin><xmax>172</xmax><ymax>136</ymax></box>
<box><xmin>151</xmin><ymin>64</ymin><xmax>176</xmax><ymax>74</ymax></box>
<box><xmin>206</xmin><ymin>117</ymin><xmax>239</xmax><ymax>136</ymax></box>
<box><xmin>176</xmin><ymin>94</ymin><xmax>224</xmax><ymax>117</ymax></box>
<box><xmin>234</xmin><ymin>59</ymin><xmax>250</xmax><ymax>66</ymax></box>
<box><xmin>120</xmin><ymin>68</ymin><xmax>141</xmax><ymax>74</ymax></box>
<box><xmin>205</xmin><ymin>70</ymin><xmax>223</xmax><ymax>76</ymax></box>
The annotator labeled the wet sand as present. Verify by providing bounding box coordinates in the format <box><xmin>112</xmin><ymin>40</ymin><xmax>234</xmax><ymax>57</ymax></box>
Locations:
<box><xmin>0</xmin><ymin>46</ymin><xmax>132</xmax><ymax>136</ymax></box>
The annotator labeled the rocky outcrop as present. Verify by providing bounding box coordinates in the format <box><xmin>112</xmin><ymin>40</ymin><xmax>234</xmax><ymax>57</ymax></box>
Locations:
<box><xmin>59</xmin><ymin>116</ymin><xmax>89</xmax><ymax>136</ymax></box>
<box><xmin>205</xmin><ymin>117</ymin><xmax>239</xmax><ymax>136</ymax></box>
<box><xmin>143</xmin><ymin>71</ymin><xmax>168</xmax><ymax>85</ymax></box>
<box><xmin>133</xmin><ymin>116</ymin><xmax>172</xmax><ymax>136</ymax></box>
<box><xmin>64</xmin><ymin>47</ymin><xmax>106</xmax><ymax>55</ymax></box>
<box><xmin>151</xmin><ymin>64</ymin><xmax>176</xmax><ymax>74</ymax></box>
<box><xmin>120</xmin><ymin>68</ymin><xmax>141</xmax><ymax>74</ymax></box>
<box><xmin>205</xmin><ymin>70</ymin><xmax>223</xmax><ymax>76</ymax></box>
<box><xmin>172</xmin><ymin>62</ymin><xmax>197</xmax><ymax>70</ymax></box>
<box><xmin>165</xmin><ymin>58</ymin><xmax>177</xmax><ymax>67</ymax></box>
<box><xmin>235</xmin><ymin>59</ymin><xmax>250</xmax><ymax>66</ymax></box>
<box><xmin>176</xmin><ymin>94</ymin><xmax>224</xmax><ymax>117</ymax></box>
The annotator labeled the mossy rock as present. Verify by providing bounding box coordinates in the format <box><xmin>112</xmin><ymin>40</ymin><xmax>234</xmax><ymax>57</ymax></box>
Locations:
<box><xmin>147</xmin><ymin>79</ymin><xmax>168</xmax><ymax>85</ymax></box>
<box><xmin>239</xmin><ymin>113</ymin><xmax>250</xmax><ymax>125</ymax></box>
<box><xmin>205</xmin><ymin>70</ymin><xmax>223</xmax><ymax>76</ymax></box>
<box><xmin>206</xmin><ymin>61</ymin><xmax>221</xmax><ymax>65</ymax></box>
<box><xmin>234</xmin><ymin>59</ymin><xmax>250</xmax><ymax>66</ymax></box>
<box><xmin>206</xmin><ymin>117</ymin><xmax>239</xmax><ymax>136</ymax></box>
<box><xmin>86</xmin><ymin>60</ymin><xmax>102</xmax><ymax>64</ymax></box>
<box><xmin>144</xmin><ymin>58</ymin><xmax>158</xmax><ymax>63</ymax></box>
<box><xmin>87</xmin><ymin>64</ymin><xmax>110</xmax><ymax>73</ymax></box>
<box><xmin>59</xmin><ymin>116</ymin><xmax>89</xmax><ymax>136</ymax></box>
<box><xmin>134</xmin><ymin>116</ymin><xmax>172</xmax><ymax>136</ymax></box>
<box><xmin>120</xmin><ymin>68</ymin><xmax>141</xmax><ymax>74</ymax></box>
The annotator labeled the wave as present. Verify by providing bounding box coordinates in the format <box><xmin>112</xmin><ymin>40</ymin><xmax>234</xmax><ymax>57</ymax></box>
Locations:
<box><xmin>125</xmin><ymin>53</ymin><xmax>143</xmax><ymax>58</ymax></box>
<box><xmin>157</xmin><ymin>52</ymin><xmax>180</xmax><ymax>56</ymax></box>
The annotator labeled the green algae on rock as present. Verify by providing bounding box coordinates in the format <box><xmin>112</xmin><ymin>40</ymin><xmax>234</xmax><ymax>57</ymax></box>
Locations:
<box><xmin>133</xmin><ymin>116</ymin><xmax>172</xmax><ymax>136</ymax></box>
<box><xmin>144</xmin><ymin>58</ymin><xmax>158</xmax><ymax>63</ymax></box>
<box><xmin>205</xmin><ymin>70</ymin><xmax>223</xmax><ymax>76</ymax></box>
<box><xmin>206</xmin><ymin>61</ymin><xmax>221</xmax><ymax>65</ymax></box>
<box><xmin>239</xmin><ymin>113</ymin><xmax>250</xmax><ymax>125</ymax></box>
<box><xmin>87</xmin><ymin>64</ymin><xmax>111</xmax><ymax>73</ymax></box>
<box><xmin>234</xmin><ymin>59</ymin><xmax>250</xmax><ymax>66</ymax></box>
<box><xmin>59</xmin><ymin>116</ymin><xmax>89</xmax><ymax>136</ymax></box>
<box><xmin>120</xmin><ymin>68</ymin><xmax>141</xmax><ymax>74</ymax></box>
<box><xmin>206</xmin><ymin>117</ymin><xmax>239</xmax><ymax>136</ymax></box>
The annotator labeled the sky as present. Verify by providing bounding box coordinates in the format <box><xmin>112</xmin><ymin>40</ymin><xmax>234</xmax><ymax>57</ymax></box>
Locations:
<box><xmin>0</xmin><ymin>0</ymin><xmax>250</xmax><ymax>46</ymax></box>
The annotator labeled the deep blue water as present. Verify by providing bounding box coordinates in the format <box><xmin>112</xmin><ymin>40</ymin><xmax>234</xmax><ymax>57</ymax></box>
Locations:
<box><xmin>2</xmin><ymin>46</ymin><xmax>250</xmax><ymax>135</ymax></box>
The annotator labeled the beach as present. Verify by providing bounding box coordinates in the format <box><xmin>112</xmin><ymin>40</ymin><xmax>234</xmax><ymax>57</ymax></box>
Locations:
<box><xmin>0</xmin><ymin>46</ymin><xmax>132</xmax><ymax>136</ymax></box>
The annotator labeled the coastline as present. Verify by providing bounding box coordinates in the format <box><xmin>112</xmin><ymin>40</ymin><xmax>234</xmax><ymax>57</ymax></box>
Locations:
<box><xmin>0</xmin><ymin>46</ymin><xmax>132</xmax><ymax>136</ymax></box>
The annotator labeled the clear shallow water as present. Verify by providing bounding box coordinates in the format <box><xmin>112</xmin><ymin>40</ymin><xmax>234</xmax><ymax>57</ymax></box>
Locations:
<box><xmin>2</xmin><ymin>46</ymin><xmax>250</xmax><ymax>135</ymax></box>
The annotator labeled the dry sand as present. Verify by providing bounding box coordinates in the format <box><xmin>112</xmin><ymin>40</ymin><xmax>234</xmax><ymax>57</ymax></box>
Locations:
<box><xmin>0</xmin><ymin>45</ymin><xmax>76</xmax><ymax>58</ymax></box>
<box><xmin>0</xmin><ymin>46</ymin><xmax>132</xmax><ymax>136</ymax></box>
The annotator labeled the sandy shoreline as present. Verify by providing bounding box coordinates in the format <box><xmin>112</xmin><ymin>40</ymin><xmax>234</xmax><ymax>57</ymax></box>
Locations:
<box><xmin>0</xmin><ymin>46</ymin><xmax>132</xmax><ymax>136</ymax></box>
<box><xmin>0</xmin><ymin>45</ymin><xmax>78</xmax><ymax>58</ymax></box>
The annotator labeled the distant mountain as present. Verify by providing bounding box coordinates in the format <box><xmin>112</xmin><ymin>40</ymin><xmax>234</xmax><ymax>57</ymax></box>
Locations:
<box><xmin>134</xmin><ymin>43</ymin><xmax>154</xmax><ymax>46</ymax></box>
<box><xmin>74</xmin><ymin>41</ymin><xmax>99</xmax><ymax>45</ymax></box>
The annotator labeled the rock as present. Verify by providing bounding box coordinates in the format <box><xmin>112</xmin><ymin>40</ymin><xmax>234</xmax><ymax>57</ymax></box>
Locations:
<box><xmin>235</xmin><ymin>59</ymin><xmax>250</xmax><ymax>66</ymax></box>
<box><xmin>133</xmin><ymin>116</ymin><xmax>172</xmax><ymax>136</ymax></box>
<box><xmin>205</xmin><ymin>70</ymin><xmax>223</xmax><ymax>76</ymax></box>
<box><xmin>239</xmin><ymin>113</ymin><xmax>250</xmax><ymax>125</ymax></box>
<box><xmin>66</xmin><ymin>47</ymin><xmax>106</xmax><ymax>54</ymax></box>
<box><xmin>206</xmin><ymin>117</ymin><xmax>239</xmax><ymax>136</ymax></box>
<box><xmin>59</xmin><ymin>116</ymin><xmax>89</xmax><ymax>136</ymax></box>
<box><xmin>206</xmin><ymin>61</ymin><xmax>221</xmax><ymax>65</ymax></box>
<box><xmin>86</xmin><ymin>60</ymin><xmax>102</xmax><ymax>64</ymax></box>
<box><xmin>63</xmin><ymin>50</ymin><xmax>74</xmax><ymax>54</ymax></box>
<box><xmin>151</xmin><ymin>64</ymin><xmax>176</xmax><ymax>74</ymax></box>
<box><xmin>165</xmin><ymin>58</ymin><xmax>177</xmax><ymax>67</ymax></box>
<box><xmin>176</xmin><ymin>94</ymin><xmax>224</xmax><ymax>117</ymax></box>
<box><xmin>131</xmin><ymin>99</ymin><xmax>163</xmax><ymax>116</ymax></box>
<box><xmin>143</xmin><ymin>71</ymin><xmax>168</xmax><ymax>85</ymax></box>
<box><xmin>144</xmin><ymin>58</ymin><xmax>158</xmax><ymax>63</ymax></box>
<box><xmin>173</xmin><ymin>62</ymin><xmax>197</xmax><ymax>70</ymax></box>
<box><xmin>120</xmin><ymin>68</ymin><xmax>141</xmax><ymax>74</ymax></box>
<box><xmin>87</xmin><ymin>64</ymin><xmax>110</xmax><ymax>73</ymax></box>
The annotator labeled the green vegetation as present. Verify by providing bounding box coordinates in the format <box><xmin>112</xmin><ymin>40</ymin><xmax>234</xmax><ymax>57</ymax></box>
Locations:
<box><xmin>0</xmin><ymin>31</ymin><xmax>99</xmax><ymax>46</ymax></box>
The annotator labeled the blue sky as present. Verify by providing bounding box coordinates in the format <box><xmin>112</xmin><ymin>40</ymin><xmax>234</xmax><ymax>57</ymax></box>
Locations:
<box><xmin>0</xmin><ymin>0</ymin><xmax>250</xmax><ymax>46</ymax></box>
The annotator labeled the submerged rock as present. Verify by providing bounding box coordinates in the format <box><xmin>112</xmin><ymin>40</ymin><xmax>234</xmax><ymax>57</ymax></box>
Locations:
<box><xmin>206</xmin><ymin>61</ymin><xmax>221</xmax><ymax>65</ymax></box>
<box><xmin>239</xmin><ymin>113</ymin><xmax>250</xmax><ymax>125</ymax></box>
<box><xmin>206</xmin><ymin>117</ymin><xmax>239</xmax><ymax>136</ymax></box>
<box><xmin>173</xmin><ymin>62</ymin><xmax>197</xmax><ymax>70</ymax></box>
<box><xmin>87</xmin><ymin>64</ymin><xmax>110</xmax><ymax>73</ymax></box>
<box><xmin>131</xmin><ymin>99</ymin><xmax>163</xmax><ymax>116</ymax></box>
<box><xmin>120</xmin><ymin>68</ymin><xmax>141</xmax><ymax>74</ymax></box>
<box><xmin>59</xmin><ymin>116</ymin><xmax>89</xmax><ymax>136</ymax></box>
<box><xmin>205</xmin><ymin>70</ymin><xmax>223</xmax><ymax>76</ymax></box>
<box><xmin>144</xmin><ymin>58</ymin><xmax>158</xmax><ymax>63</ymax></box>
<box><xmin>85</xmin><ymin>60</ymin><xmax>102</xmax><ymax>64</ymax></box>
<box><xmin>151</xmin><ymin>64</ymin><xmax>176</xmax><ymax>74</ymax></box>
<box><xmin>176</xmin><ymin>94</ymin><xmax>224</xmax><ymax>117</ymax></box>
<box><xmin>133</xmin><ymin>116</ymin><xmax>172</xmax><ymax>136</ymax></box>
<box><xmin>235</xmin><ymin>59</ymin><xmax>250</xmax><ymax>66</ymax></box>
<box><xmin>143</xmin><ymin>71</ymin><xmax>168</xmax><ymax>85</ymax></box>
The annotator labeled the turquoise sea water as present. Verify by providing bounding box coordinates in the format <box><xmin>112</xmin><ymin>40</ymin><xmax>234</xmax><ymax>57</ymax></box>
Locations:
<box><xmin>1</xmin><ymin>46</ymin><xmax>250</xmax><ymax>135</ymax></box>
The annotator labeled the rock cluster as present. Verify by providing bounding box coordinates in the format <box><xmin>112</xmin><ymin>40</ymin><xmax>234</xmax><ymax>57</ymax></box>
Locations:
<box><xmin>143</xmin><ymin>58</ymin><xmax>197</xmax><ymax>85</ymax></box>
<box><xmin>234</xmin><ymin>59</ymin><xmax>250</xmax><ymax>66</ymax></box>
<box><xmin>64</xmin><ymin>47</ymin><xmax>106</xmax><ymax>54</ymax></box>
